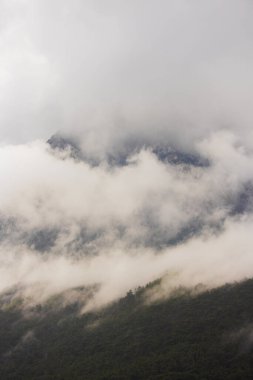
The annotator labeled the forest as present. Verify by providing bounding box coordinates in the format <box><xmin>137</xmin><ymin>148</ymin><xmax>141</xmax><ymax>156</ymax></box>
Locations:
<box><xmin>1</xmin><ymin>279</ymin><xmax>253</xmax><ymax>379</ymax></box>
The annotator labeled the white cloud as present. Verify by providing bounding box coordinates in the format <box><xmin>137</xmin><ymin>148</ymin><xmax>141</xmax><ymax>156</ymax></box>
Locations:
<box><xmin>1</xmin><ymin>1</ymin><xmax>253</xmax><ymax>309</ymax></box>
<box><xmin>0</xmin><ymin>131</ymin><xmax>252</xmax><ymax>308</ymax></box>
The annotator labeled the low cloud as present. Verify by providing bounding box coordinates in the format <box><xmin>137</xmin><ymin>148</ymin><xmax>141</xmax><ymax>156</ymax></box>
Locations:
<box><xmin>0</xmin><ymin>131</ymin><xmax>253</xmax><ymax>310</ymax></box>
<box><xmin>1</xmin><ymin>1</ymin><xmax>253</xmax><ymax>310</ymax></box>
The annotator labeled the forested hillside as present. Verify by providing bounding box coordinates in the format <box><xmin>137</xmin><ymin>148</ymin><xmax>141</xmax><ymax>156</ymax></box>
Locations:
<box><xmin>1</xmin><ymin>279</ymin><xmax>253</xmax><ymax>379</ymax></box>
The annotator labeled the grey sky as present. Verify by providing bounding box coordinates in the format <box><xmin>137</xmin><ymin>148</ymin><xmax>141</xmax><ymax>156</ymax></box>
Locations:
<box><xmin>0</xmin><ymin>0</ymin><xmax>253</xmax><ymax>150</ymax></box>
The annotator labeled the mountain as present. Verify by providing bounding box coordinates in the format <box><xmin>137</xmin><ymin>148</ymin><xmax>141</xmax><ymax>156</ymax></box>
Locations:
<box><xmin>47</xmin><ymin>134</ymin><xmax>83</xmax><ymax>161</ymax></box>
<box><xmin>47</xmin><ymin>133</ymin><xmax>209</xmax><ymax>168</ymax></box>
<box><xmin>1</xmin><ymin>278</ymin><xmax>253</xmax><ymax>379</ymax></box>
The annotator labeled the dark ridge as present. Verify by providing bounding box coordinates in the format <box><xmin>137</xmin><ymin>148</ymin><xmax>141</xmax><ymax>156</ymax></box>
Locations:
<box><xmin>47</xmin><ymin>134</ymin><xmax>82</xmax><ymax>160</ymax></box>
<box><xmin>231</xmin><ymin>182</ymin><xmax>253</xmax><ymax>215</ymax></box>
<box><xmin>106</xmin><ymin>145</ymin><xmax>209</xmax><ymax>168</ymax></box>
<box><xmin>47</xmin><ymin>134</ymin><xmax>209</xmax><ymax>168</ymax></box>
<box><xmin>0</xmin><ymin>217</ymin><xmax>18</xmax><ymax>242</ymax></box>
<box><xmin>1</xmin><ymin>278</ymin><xmax>253</xmax><ymax>379</ymax></box>
<box><xmin>26</xmin><ymin>228</ymin><xmax>59</xmax><ymax>253</ymax></box>
<box><xmin>152</xmin><ymin>145</ymin><xmax>209</xmax><ymax>167</ymax></box>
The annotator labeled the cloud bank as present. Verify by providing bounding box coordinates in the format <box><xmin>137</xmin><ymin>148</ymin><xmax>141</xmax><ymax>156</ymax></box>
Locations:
<box><xmin>1</xmin><ymin>1</ymin><xmax>253</xmax><ymax>149</ymax></box>
<box><xmin>0</xmin><ymin>132</ymin><xmax>253</xmax><ymax>309</ymax></box>
<box><xmin>0</xmin><ymin>1</ymin><xmax>253</xmax><ymax>309</ymax></box>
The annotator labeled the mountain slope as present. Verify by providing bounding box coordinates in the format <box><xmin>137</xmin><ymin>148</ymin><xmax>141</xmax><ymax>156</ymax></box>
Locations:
<box><xmin>1</xmin><ymin>279</ymin><xmax>253</xmax><ymax>379</ymax></box>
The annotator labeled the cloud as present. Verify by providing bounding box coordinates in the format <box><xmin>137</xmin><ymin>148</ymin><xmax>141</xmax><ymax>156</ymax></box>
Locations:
<box><xmin>1</xmin><ymin>1</ymin><xmax>253</xmax><ymax>150</ymax></box>
<box><xmin>0</xmin><ymin>131</ymin><xmax>252</xmax><ymax>309</ymax></box>
<box><xmin>1</xmin><ymin>1</ymin><xmax>253</xmax><ymax>310</ymax></box>
<box><xmin>0</xmin><ymin>132</ymin><xmax>249</xmax><ymax>248</ymax></box>
<box><xmin>1</xmin><ymin>214</ymin><xmax>253</xmax><ymax>311</ymax></box>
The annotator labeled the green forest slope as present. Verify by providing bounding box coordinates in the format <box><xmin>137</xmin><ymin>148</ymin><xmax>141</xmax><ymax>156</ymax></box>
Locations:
<box><xmin>1</xmin><ymin>279</ymin><xmax>253</xmax><ymax>379</ymax></box>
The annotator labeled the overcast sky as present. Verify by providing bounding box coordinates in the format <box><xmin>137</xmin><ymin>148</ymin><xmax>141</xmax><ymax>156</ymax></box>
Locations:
<box><xmin>0</xmin><ymin>0</ymin><xmax>253</xmax><ymax>150</ymax></box>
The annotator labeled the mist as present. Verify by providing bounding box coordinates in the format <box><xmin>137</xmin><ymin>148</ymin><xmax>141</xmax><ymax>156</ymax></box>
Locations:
<box><xmin>1</xmin><ymin>1</ymin><xmax>253</xmax><ymax>309</ymax></box>
<box><xmin>1</xmin><ymin>1</ymin><xmax>253</xmax><ymax>148</ymax></box>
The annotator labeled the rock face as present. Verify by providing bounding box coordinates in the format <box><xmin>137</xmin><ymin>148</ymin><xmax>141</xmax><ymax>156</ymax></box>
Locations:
<box><xmin>47</xmin><ymin>133</ymin><xmax>209</xmax><ymax>167</ymax></box>
<box><xmin>152</xmin><ymin>145</ymin><xmax>209</xmax><ymax>167</ymax></box>
<box><xmin>231</xmin><ymin>181</ymin><xmax>253</xmax><ymax>215</ymax></box>
<box><xmin>47</xmin><ymin>134</ymin><xmax>82</xmax><ymax>160</ymax></box>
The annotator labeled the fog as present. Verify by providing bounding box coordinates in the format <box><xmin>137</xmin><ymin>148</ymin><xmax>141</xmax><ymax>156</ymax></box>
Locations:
<box><xmin>0</xmin><ymin>1</ymin><xmax>253</xmax><ymax>309</ymax></box>
<box><xmin>1</xmin><ymin>1</ymin><xmax>253</xmax><ymax>148</ymax></box>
